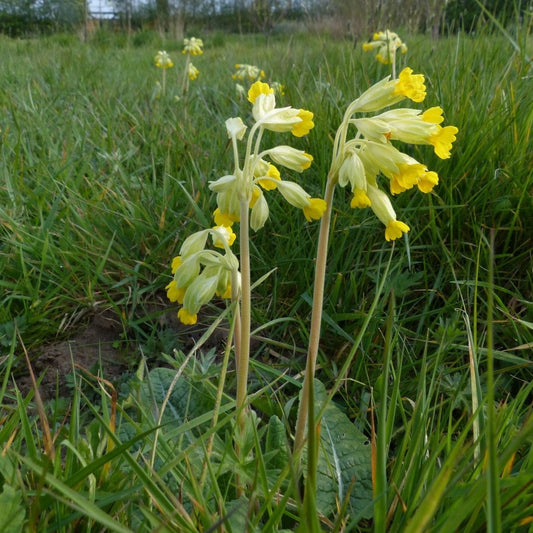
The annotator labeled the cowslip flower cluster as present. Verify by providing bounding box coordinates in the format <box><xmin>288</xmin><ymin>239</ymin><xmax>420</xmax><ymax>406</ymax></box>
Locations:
<box><xmin>209</xmin><ymin>81</ymin><xmax>326</xmax><ymax>231</ymax></box>
<box><xmin>183</xmin><ymin>37</ymin><xmax>203</xmax><ymax>56</ymax></box>
<box><xmin>188</xmin><ymin>63</ymin><xmax>199</xmax><ymax>80</ymax></box>
<box><xmin>330</xmin><ymin>67</ymin><xmax>458</xmax><ymax>241</ymax></box>
<box><xmin>232</xmin><ymin>64</ymin><xmax>265</xmax><ymax>82</ymax></box>
<box><xmin>154</xmin><ymin>50</ymin><xmax>174</xmax><ymax>69</ymax></box>
<box><xmin>166</xmin><ymin>226</ymin><xmax>239</xmax><ymax>325</ymax></box>
<box><xmin>363</xmin><ymin>30</ymin><xmax>407</xmax><ymax>65</ymax></box>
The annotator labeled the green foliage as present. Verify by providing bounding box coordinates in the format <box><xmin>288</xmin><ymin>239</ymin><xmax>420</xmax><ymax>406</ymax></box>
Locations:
<box><xmin>0</xmin><ymin>21</ymin><xmax>532</xmax><ymax>531</ymax></box>
<box><xmin>0</xmin><ymin>471</ymin><xmax>25</xmax><ymax>533</ymax></box>
<box><xmin>444</xmin><ymin>0</ymin><xmax>526</xmax><ymax>32</ymax></box>
<box><xmin>311</xmin><ymin>381</ymin><xmax>373</xmax><ymax>519</ymax></box>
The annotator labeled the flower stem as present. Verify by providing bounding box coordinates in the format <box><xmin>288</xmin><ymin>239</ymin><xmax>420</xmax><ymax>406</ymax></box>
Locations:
<box><xmin>293</xmin><ymin>174</ymin><xmax>336</xmax><ymax>454</ymax></box>
<box><xmin>236</xmin><ymin>196</ymin><xmax>251</xmax><ymax>430</ymax></box>
<box><xmin>181</xmin><ymin>54</ymin><xmax>190</xmax><ymax>96</ymax></box>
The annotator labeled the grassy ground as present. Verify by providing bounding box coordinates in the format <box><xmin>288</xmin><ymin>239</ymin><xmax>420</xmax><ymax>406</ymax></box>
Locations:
<box><xmin>0</xmin><ymin>23</ymin><xmax>532</xmax><ymax>532</ymax></box>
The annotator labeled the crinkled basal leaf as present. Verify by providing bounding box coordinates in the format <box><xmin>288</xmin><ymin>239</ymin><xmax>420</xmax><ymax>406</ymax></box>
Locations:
<box><xmin>140</xmin><ymin>367</ymin><xmax>215</xmax><ymax>426</ymax></box>
<box><xmin>0</xmin><ymin>484</ymin><xmax>25</xmax><ymax>533</ymax></box>
<box><xmin>265</xmin><ymin>415</ymin><xmax>289</xmax><ymax>470</ymax></box>
<box><xmin>225</xmin><ymin>497</ymin><xmax>260</xmax><ymax>533</ymax></box>
<box><xmin>308</xmin><ymin>380</ymin><xmax>373</xmax><ymax>520</ymax></box>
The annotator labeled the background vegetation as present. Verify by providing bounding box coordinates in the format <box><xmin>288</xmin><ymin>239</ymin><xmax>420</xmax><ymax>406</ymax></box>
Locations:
<box><xmin>1</xmin><ymin>0</ymin><xmax>530</xmax><ymax>37</ymax></box>
<box><xmin>0</xmin><ymin>2</ymin><xmax>532</xmax><ymax>531</ymax></box>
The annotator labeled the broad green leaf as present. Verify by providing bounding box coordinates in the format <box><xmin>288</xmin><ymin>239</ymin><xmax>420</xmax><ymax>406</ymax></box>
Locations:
<box><xmin>140</xmin><ymin>367</ymin><xmax>215</xmax><ymax>427</ymax></box>
<box><xmin>0</xmin><ymin>485</ymin><xmax>25</xmax><ymax>533</ymax></box>
<box><xmin>310</xmin><ymin>380</ymin><xmax>373</xmax><ymax>520</ymax></box>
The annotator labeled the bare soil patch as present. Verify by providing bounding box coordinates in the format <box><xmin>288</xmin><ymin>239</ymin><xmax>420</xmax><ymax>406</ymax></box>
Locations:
<box><xmin>15</xmin><ymin>310</ymin><xmax>128</xmax><ymax>402</ymax></box>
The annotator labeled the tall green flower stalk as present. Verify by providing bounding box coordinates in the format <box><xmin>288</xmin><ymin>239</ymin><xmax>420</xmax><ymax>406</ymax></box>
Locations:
<box><xmin>294</xmin><ymin>66</ymin><xmax>459</xmax><ymax>460</ymax></box>
<box><xmin>210</xmin><ymin>83</ymin><xmax>323</xmax><ymax>432</ymax></box>
<box><xmin>154</xmin><ymin>50</ymin><xmax>174</xmax><ymax>96</ymax></box>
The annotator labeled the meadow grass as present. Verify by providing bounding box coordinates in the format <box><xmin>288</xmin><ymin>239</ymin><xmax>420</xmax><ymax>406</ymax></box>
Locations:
<box><xmin>0</xmin><ymin>23</ymin><xmax>532</xmax><ymax>532</ymax></box>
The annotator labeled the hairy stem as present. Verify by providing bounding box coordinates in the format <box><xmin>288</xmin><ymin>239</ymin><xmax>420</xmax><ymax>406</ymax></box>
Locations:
<box><xmin>236</xmin><ymin>196</ymin><xmax>251</xmax><ymax>429</ymax></box>
<box><xmin>293</xmin><ymin>174</ymin><xmax>336</xmax><ymax>454</ymax></box>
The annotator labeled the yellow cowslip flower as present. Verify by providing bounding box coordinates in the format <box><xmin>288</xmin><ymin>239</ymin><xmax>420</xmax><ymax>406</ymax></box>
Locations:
<box><xmin>166</xmin><ymin>279</ymin><xmax>185</xmax><ymax>303</ymax></box>
<box><xmin>183</xmin><ymin>37</ymin><xmax>203</xmax><ymax>55</ymax></box>
<box><xmin>154</xmin><ymin>50</ymin><xmax>174</xmax><ymax>69</ymax></box>
<box><xmin>266</xmin><ymin>146</ymin><xmax>313</xmax><ymax>172</ymax></box>
<box><xmin>254</xmin><ymin>161</ymin><xmax>281</xmax><ymax>190</ymax></box>
<box><xmin>233</xmin><ymin>64</ymin><xmax>265</xmax><ymax>82</ymax></box>
<box><xmin>292</xmin><ymin>109</ymin><xmax>315</xmax><ymax>137</ymax></box>
<box><xmin>366</xmin><ymin>184</ymin><xmax>410</xmax><ymax>241</ymax></box>
<box><xmin>248</xmin><ymin>81</ymin><xmax>315</xmax><ymax>137</ymax></box>
<box><xmin>353</xmin><ymin>106</ymin><xmax>459</xmax><ymax>160</ymax></box>
<box><xmin>247</xmin><ymin>81</ymin><xmax>274</xmax><ymax>104</ymax></box>
<box><xmin>214</xmin><ymin>207</ymin><xmax>239</xmax><ymax>226</ymax></box>
<box><xmin>393</xmin><ymin>67</ymin><xmax>426</xmax><ymax>102</ymax></box>
<box><xmin>209</xmin><ymin>85</ymin><xmax>322</xmax><ymax>232</ymax></box>
<box><xmin>349</xmin><ymin>68</ymin><xmax>426</xmax><ymax>114</ymax></box>
<box><xmin>275</xmin><ymin>179</ymin><xmax>326</xmax><ymax>222</ymax></box>
<box><xmin>385</xmin><ymin>220</ymin><xmax>411</xmax><ymax>241</ymax></box>
<box><xmin>363</xmin><ymin>29</ymin><xmax>407</xmax><ymax>65</ymax></box>
<box><xmin>350</xmin><ymin>189</ymin><xmax>372</xmax><ymax>209</ymax></box>
<box><xmin>330</xmin><ymin>66</ymin><xmax>457</xmax><ymax>241</ymax></box>
<box><xmin>178</xmin><ymin>307</ymin><xmax>197</xmax><ymax>325</ymax></box>
<box><xmin>188</xmin><ymin>63</ymin><xmax>199</xmax><ymax>80</ymax></box>
<box><xmin>417</xmin><ymin>170</ymin><xmax>439</xmax><ymax>193</ymax></box>
<box><xmin>303</xmin><ymin>198</ymin><xmax>327</xmax><ymax>222</ymax></box>
<box><xmin>211</xmin><ymin>225</ymin><xmax>236</xmax><ymax>248</ymax></box>
<box><xmin>390</xmin><ymin>162</ymin><xmax>427</xmax><ymax>194</ymax></box>
<box><xmin>428</xmin><ymin>125</ymin><xmax>459</xmax><ymax>159</ymax></box>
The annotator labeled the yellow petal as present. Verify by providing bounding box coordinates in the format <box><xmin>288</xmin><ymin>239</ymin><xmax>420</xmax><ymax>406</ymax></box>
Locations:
<box><xmin>291</xmin><ymin>109</ymin><xmax>315</xmax><ymax>137</ymax></box>
<box><xmin>303</xmin><ymin>198</ymin><xmax>327</xmax><ymax>221</ymax></box>
<box><xmin>394</xmin><ymin>67</ymin><xmax>426</xmax><ymax>103</ymax></box>
<box><xmin>247</xmin><ymin>81</ymin><xmax>273</xmax><ymax>104</ymax></box>
<box><xmin>178</xmin><ymin>308</ymin><xmax>197</xmax><ymax>325</ymax></box>
<box><xmin>350</xmin><ymin>189</ymin><xmax>372</xmax><ymax>209</ymax></box>
<box><xmin>417</xmin><ymin>171</ymin><xmax>439</xmax><ymax>193</ymax></box>
<box><xmin>385</xmin><ymin>220</ymin><xmax>410</xmax><ymax>241</ymax></box>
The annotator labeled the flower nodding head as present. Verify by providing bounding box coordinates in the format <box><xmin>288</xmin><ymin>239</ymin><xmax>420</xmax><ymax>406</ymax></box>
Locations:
<box><xmin>155</xmin><ymin>50</ymin><xmax>173</xmax><ymax>69</ymax></box>
<box><xmin>183</xmin><ymin>37</ymin><xmax>203</xmax><ymax>55</ymax></box>
<box><xmin>393</xmin><ymin>67</ymin><xmax>426</xmax><ymax>103</ymax></box>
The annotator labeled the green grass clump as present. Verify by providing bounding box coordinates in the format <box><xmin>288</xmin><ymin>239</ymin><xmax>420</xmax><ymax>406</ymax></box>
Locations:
<box><xmin>0</xmin><ymin>20</ymin><xmax>532</xmax><ymax>532</ymax></box>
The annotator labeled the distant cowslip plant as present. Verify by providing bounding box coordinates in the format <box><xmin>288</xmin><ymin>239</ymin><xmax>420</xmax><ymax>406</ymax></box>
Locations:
<box><xmin>154</xmin><ymin>50</ymin><xmax>173</xmax><ymax>96</ymax></box>
<box><xmin>181</xmin><ymin>36</ymin><xmax>203</xmax><ymax>94</ymax></box>
<box><xmin>232</xmin><ymin>63</ymin><xmax>265</xmax><ymax>82</ymax></box>
<box><xmin>363</xmin><ymin>30</ymin><xmax>407</xmax><ymax>76</ymax></box>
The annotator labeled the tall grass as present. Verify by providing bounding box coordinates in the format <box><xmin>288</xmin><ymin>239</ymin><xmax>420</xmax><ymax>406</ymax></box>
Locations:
<box><xmin>0</xmin><ymin>22</ymin><xmax>532</xmax><ymax>531</ymax></box>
